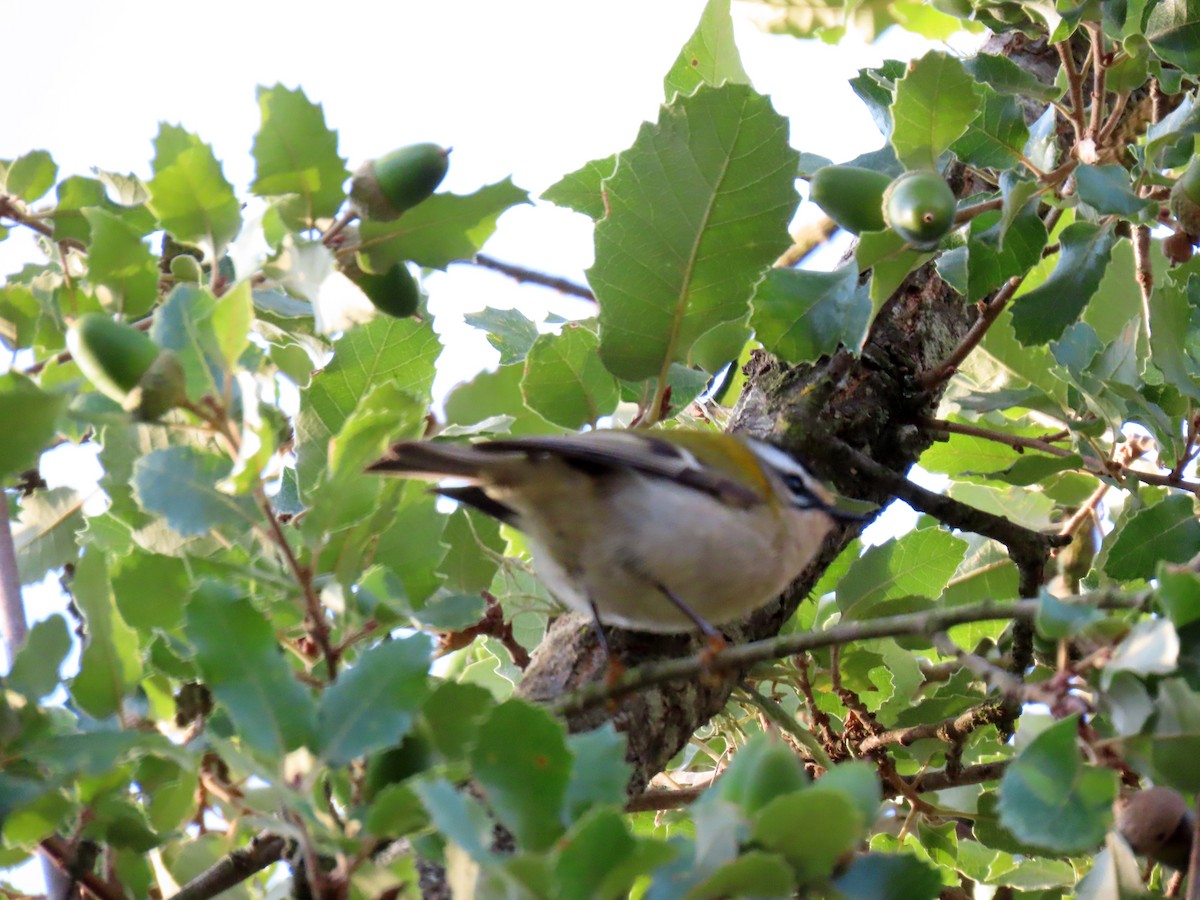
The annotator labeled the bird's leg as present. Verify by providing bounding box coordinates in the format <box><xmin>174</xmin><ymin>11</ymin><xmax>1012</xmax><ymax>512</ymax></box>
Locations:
<box><xmin>655</xmin><ymin>582</ymin><xmax>729</xmax><ymax>660</ymax></box>
<box><xmin>589</xmin><ymin>600</ymin><xmax>626</xmax><ymax>691</ymax></box>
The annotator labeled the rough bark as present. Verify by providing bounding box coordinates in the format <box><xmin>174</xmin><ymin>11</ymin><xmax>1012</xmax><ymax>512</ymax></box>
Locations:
<box><xmin>516</xmin><ymin>264</ymin><xmax>976</xmax><ymax>790</ymax></box>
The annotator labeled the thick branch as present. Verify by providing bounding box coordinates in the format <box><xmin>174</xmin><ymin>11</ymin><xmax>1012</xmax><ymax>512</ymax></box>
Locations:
<box><xmin>170</xmin><ymin>832</ymin><xmax>286</xmax><ymax>900</ymax></box>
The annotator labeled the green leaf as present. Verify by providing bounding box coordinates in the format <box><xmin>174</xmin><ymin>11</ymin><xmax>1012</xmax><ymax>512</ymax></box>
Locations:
<box><xmin>1075</xmin><ymin>165</ymin><xmax>1155</xmax><ymax>218</ymax></box>
<box><xmin>132</xmin><ymin>446</ymin><xmax>258</xmax><ymax>537</ymax></box>
<box><xmin>443</xmin><ymin>362</ymin><xmax>558</xmax><ymax>436</ymax></box>
<box><xmin>1035</xmin><ymin>592</ymin><xmax>1105</xmax><ymax>640</ymax></box>
<box><xmin>1009</xmin><ymin>222</ymin><xmax>1117</xmax><ymax>344</ymax></box>
<box><xmin>294</xmin><ymin>316</ymin><xmax>439</xmax><ymax>493</ymax></box>
<box><xmin>961</xmin><ymin>54</ymin><xmax>1061</xmax><ymax>102</ymax></box>
<box><xmin>998</xmin><ymin>715</ymin><xmax>1117</xmax><ymax>853</ymax></box>
<box><xmin>837</xmin><ymin>527</ymin><xmax>967</xmax><ymax>620</ymax></box>
<box><xmin>1105</xmin><ymin>494</ymin><xmax>1200</xmax><ymax>580</ymax></box>
<box><xmin>13</xmin><ymin>487</ymin><xmax>84</xmax><ymax>585</ymax></box>
<box><xmin>470</xmin><ymin>698</ymin><xmax>571</xmax><ymax>851</ymax></box>
<box><xmin>590</xmin><ymin>83</ymin><xmax>798</xmax><ymax>381</ymax></box>
<box><xmin>317</xmin><ymin>635</ymin><xmax>432</xmax><ymax>765</ymax></box>
<box><xmin>1150</xmin><ymin>678</ymin><xmax>1200</xmax><ymax>792</ymax></box>
<box><xmin>521</xmin><ymin>324</ymin><xmax>619</xmax><ymax>428</ymax></box>
<box><xmin>147</xmin><ymin>128</ymin><xmax>242</xmax><ymax>255</ymax></box>
<box><xmin>184</xmin><ymin>582</ymin><xmax>316</xmax><ymax>757</ymax></box>
<box><xmin>7</xmin><ymin>615</ymin><xmax>71</xmax><ymax>700</ymax></box>
<box><xmin>82</xmin><ymin>208</ymin><xmax>160</xmax><ymax>317</ymax></box>
<box><xmin>750</xmin><ymin>265</ymin><xmax>871</xmax><ymax>364</ymax></box>
<box><xmin>6</xmin><ymin>150</ymin><xmax>57</xmax><ymax>202</ymax></box>
<box><xmin>554</xmin><ymin>807</ymin><xmax>674</xmax><ymax>900</ymax></box>
<box><xmin>413</xmin><ymin>778</ymin><xmax>496</xmax><ymax>862</ymax></box>
<box><xmin>1157</xmin><ymin>566</ymin><xmax>1200</xmax><ymax>629</ymax></box>
<box><xmin>463</xmin><ymin>306</ymin><xmax>539</xmax><ymax>365</ymax></box>
<box><xmin>540</xmin><ymin>155</ymin><xmax>615</xmax><ymax>220</ymax></box>
<box><xmin>752</xmin><ymin>788</ymin><xmax>865</xmax><ymax>882</ymax></box>
<box><xmin>438</xmin><ymin>507</ymin><xmax>505</xmax><ymax>594</ymax></box>
<box><xmin>250</xmin><ymin>84</ymin><xmax>349</xmax><ymax>223</ymax></box>
<box><xmin>422</xmin><ymin>680</ymin><xmax>495</xmax><ymax>761</ymax></box>
<box><xmin>1148</xmin><ymin>275</ymin><xmax>1200</xmax><ymax>401</ymax></box>
<box><xmin>686</xmin><ymin>850</ymin><xmax>796</xmax><ymax>899</ymax></box>
<box><xmin>1075</xmin><ymin>833</ymin><xmax>1147</xmax><ymax>899</ymax></box>
<box><xmin>210</xmin><ymin>280</ymin><xmax>253</xmax><ymax>369</ymax></box>
<box><xmin>889</xmin><ymin>51</ymin><xmax>982</xmax><ymax>170</ymax></box>
<box><xmin>831</xmin><ymin>853</ymin><xmax>942</xmax><ymax>900</ymax></box>
<box><xmin>357</xmin><ymin>179</ymin><xmax>528</xmax><ymax>272</ymax></box>
<box><xmin>68</xmin><ymin>550</ymin><xmax>142</xmax><ymax>719</ymax></box>
<box><xmin>0</xmin><ymin>374</ymin><xmax>65</xmax><ymax>482</ymax></box>
<box><xmin>563</xmin><ymin>725</ymin><xmax>630</xmax><ymax>824</ymax></box>
<box><xmin>949</xmin><ymin>86</ymin><xmax>1028</xmax><ymax>170</ymax></box>
<box><xmin>663</xmin><ymin>0</ymin><xmax>750</xmax><ymax>99</ymax></box>
<box><xmin>1145</xmin><ymin>0</ymin><xmax>1200</xmax><ymax>71</ymax></box>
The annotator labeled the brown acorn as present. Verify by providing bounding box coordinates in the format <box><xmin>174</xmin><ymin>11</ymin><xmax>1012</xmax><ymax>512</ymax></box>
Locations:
<box><xmin>1114</xmin><ymin>786</ymin><xmax>1194</xmax><ymax>870</ymax></box>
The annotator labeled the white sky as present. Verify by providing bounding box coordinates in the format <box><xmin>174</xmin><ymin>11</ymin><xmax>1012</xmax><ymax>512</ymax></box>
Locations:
<box><xmin>1</xmin><ymin>2</ymin><xmax>973</xmax><ymax>888</ymax></box>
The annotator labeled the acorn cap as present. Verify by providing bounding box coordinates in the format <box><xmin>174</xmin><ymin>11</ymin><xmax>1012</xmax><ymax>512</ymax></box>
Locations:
<box><xmin>350</xmin><ymin>143</ymin><xmax>450</xmax><ymax>222</ymax></box>
<box><xmin>122</xmin><ymin>350</ymin><xmax>187</xmax><ymax>421</ymax></box>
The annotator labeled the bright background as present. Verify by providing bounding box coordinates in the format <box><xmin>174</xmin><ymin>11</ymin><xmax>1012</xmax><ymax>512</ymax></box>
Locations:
<box><xmin>0</xmin><ymin>1</ymin><xmax>977</xmax><ymax>890</ymax></box>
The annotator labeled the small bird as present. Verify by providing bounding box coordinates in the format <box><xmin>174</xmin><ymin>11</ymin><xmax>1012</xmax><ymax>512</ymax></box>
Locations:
<box><xmin>367</xmin><ymin>429</ymin><xmax>865</xmax><ymax>642</ymax></box>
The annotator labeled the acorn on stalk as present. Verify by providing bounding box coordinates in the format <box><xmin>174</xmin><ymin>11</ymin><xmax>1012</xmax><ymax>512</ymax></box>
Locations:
<box><xmin>67</xmin><ymin>313</ymin><xmax>186</xmax><ymax>421</ymax></box>
<box><xmin>882</xmin><ymin>169</ymin><xmax>957</xmax><ymax>249</ymax></box>
<box><xmin>350</xmin><ymin>143</ymin><xmax>451</xmax><ymax>222</ymax></box>
<box><xmin>341</xmin><ymin>257</ymin><xmax>421</xmax><ymax>319</ymax></box>
<box><xmin>809</xmin><ymin>165</ymin><xmax>892</xmax><ymax>234</ymax></box>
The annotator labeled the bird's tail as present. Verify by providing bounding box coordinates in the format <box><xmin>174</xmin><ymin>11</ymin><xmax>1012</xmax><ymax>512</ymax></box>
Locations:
<box><xmin>366</xmin><ymin>440</ymin><xmax>500</xmax><ymax>481</ymax></box>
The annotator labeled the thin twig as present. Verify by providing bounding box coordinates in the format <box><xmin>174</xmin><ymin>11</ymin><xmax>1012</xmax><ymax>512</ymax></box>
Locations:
<box><xmin>857</xmin><ymin>703</ymin><xmax>1008</xmax><ymax>755</ymax></box>
<box><xmin>916</xmin><ymin>274</ymin><xmax>1025</xmax><ymax>388</ymax></box>
<box><xmin>170</xmin><ymin>832</ymin><xmax>287</xmax><ymax>900</ymax></box>
<box><xmin>774</xmin><ymin>216</ymin><xmax>838</xmax><ymax>267</ymax></box>
<box><xmin>1056</xmin><ymin>41</ymin><xmax>1088</xmax><ymax>140</ymax></box>
<box><xmin>39</xmin><ymin>836</ymin><xmax>125</xmax><ymax>900</ymax></box>
<box><xmin>1086</xmin><ymin>24</ymin><xmax>1107</xmax><ymax>140</ymax></box>
<box><xmin>466</xmin><ymin>254</ymin><xmax>596</xmax><ymax>302</ymax></box>
<box><xmin>553</xmin><ymin>593</ymin><xmax>1149</xmax><ymax>715</ymax></box>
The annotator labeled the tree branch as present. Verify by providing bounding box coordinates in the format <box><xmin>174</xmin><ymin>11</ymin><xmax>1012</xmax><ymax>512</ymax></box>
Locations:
<box><xmin>169</xmin><ymin>832</ymin><xmax>287</xmax><ymax>900</ymax></box>
<box><xmin>466</xmin><ymin>254</ymin><xmax>596</xmax><ymax>302</ymax></box>
<box><xmin>552</xmin><ymin>592</ymin><xmax>1149</xmax><ymax>716</ymax></box>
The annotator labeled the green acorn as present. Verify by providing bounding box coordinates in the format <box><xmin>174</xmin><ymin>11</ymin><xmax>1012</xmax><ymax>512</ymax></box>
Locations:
<box><xmin>344</xmin><ymin>259</ymin><xmax>421</xmax><ymax>319</ymax></box>
<box><xmin>882</xmin><ymin>169</ymin><xmax>957</xmax><ymax>248</ymax></box>
<box><xmin>169</xmin><ymin>253</ymin><xmax>204</xmax><ymax>283</ymax></box>
<box><xmin>1170</xmin><ymin>158</ymin><xmax>1200</xmax><ymax>237</ymax></box>
<box><xmin>809</xmin><ymin>165</ymin><xmax>892</xmax><ymax>234</ymax></box>
<box><xmin>67</xmin><ymin>314</ymin><xmax>185</xmax><ymax>420</ymax></box>
<box><xmin>350</xmin><ymin>143</ymin><xmax>450</xmax><ymax>221</ymax></box>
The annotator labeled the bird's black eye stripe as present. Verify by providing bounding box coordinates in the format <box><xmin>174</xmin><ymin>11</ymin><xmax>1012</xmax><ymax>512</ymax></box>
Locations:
<box><xmin>782</xmin><ymin>473</ymin><xmax>818</xmax><ymax>507</ymax></box>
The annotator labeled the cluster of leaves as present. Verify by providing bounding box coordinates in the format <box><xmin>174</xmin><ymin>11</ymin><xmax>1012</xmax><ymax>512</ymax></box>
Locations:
<box><xmin>3</xmin><ymin>0</ymin><xmax>1200</xmax><ymax>895</ymax></box>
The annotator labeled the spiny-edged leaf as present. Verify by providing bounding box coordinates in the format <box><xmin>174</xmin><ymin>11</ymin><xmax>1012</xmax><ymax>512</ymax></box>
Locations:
<box><xmin>1157</xmin><ymin>566</ymin><xmax>1200</xmax><ymax>628</ymax></box>
<box><xmin>251</xmin><ymin>83</ymin><xmax>349</xmax><ymax>223</ymax></box>
<box><xmin>149</xmin><ymin>284</ymin><xmax>224</xmax><ymax>399</ymax></box>
<box><xmin>463</xmin><ymin>306</ymin><xmax>540</xmax><ymax>365</ymax></box>
<box><xmin>470</xmin><ymin>698</ymin><xmax>571</xmax><ymax>851</ymax></box>
<box><xmin>589</xmin><ymin>83</ymin><xmax>798</xmax><ymax>381</ymax></box>
<box><xmin>439</xmin><ymin>507</ymin><xmax>505</xmax><ymax>594</ymax></box>
<box><xmin>110</xmin><ymin>552</ymin><xmax>189</xmax><ymax>631</ymax></box>
<box><xmin>6</xmin><ymin>150</ymin><xmax>57</xmax><ymax>202</ymax></box>
<box><xmin>68</xmin><ymin>550</ymin><xmax>142</xmax><ymax>720</ymax></box>
<box><xmin>1075</xmin><ymin>165</ymin><xmax>1155</xmax><ymax>218</ymax></box>
<box><xmin>147</xmin><ymin>131</ymin><xmax>242</xmax><ymax>254</ymax></box>
<box><xmin>422</xmin><ymin>680</ymin><xmax>495</xmax><ymax>761</ymax></box>
<box><xmin>13</xmin><ymin>487</ymin><xmax>84</xmax><ymax>585</ymax></box>
<box><xmin>0</xmin><ymin>374</ymin><xmax>65</xmax><ymax>481</ymax></box>
<box><xmin>82</xmin><ymin>208</ymin><xmax>160</xmax><ymax>317</ymax></box>
<box><xmin>210</xmin><ymin>280</ymin><xmax>253</xmax><ymax>369</ymax></box>
<box><xmin>317</xmin><ymin>635</ymin><xmax>432</xmax><ymax>765</ymax></box>
<box><xmin>832</xmin><ymin>852</ymin><xmax>942</xmax><ymax>900</ymax></box>
<box><xmin>7</xmin><ymin>614</ymin><xmax>71</xmax><ymax>700</ymax></box>
<box><xmin>949</xmin><ymin>86</ymin><xmax>1028</xmax><ymax>170</ymax></box>
<box><xmin>751</xmin><ymin>265</ymin><xmax>872</xmax><ymax>363</ymax></box>
<box><xmin>998</xmin><ymin>715</ymin><xmax>1117</xmax><ymax>853</ymax></box>
<box><xmin>837</xmin><ymin>527</ymin><xmax>967</xmax><ymax>620</ymax></box>
<box><xmin>151</xmin><ymin>123</ymin><xmax>203</xmax><ymax>173</ymax></box>
<box><xmin>1105</xmin><ymin>494</ymin><xmax>1200</xmax><ymax>580</ymax></box>
<box><xmin>357</xmin><ymin>179</ymin><xmax>528</xmax><ymax>272</ymax></box>
<box><xmin>521</xmin><ymin>324</ymin><xmax>619</xmax><ymax>429</ymax></box>
<box><xmin>131</xmin><ymin>446</ymin><xmax>257</xmax><ymax>537</ymax></box>
<box><xmin>1145</xmin><ymin>0</ymin><xmax>1200</xmax><ymax>71</ymax></box>
<box><xmin>0</xmin><ymin>282</ymin><xmax>40</xmax><ymax>350</ymax></box>
<box><xmin>184</xmin><ymin>582</ymin><xmax>316</xmax><ymax>757</ymax></box>
<box><xmin>961</xmin><ymin>54</ymin><xmax>1061</xmax><ymax>102</ymax></box>
<box><xmin>1150</xmin><ymin>678</ymin><xmax>1200</xmax><ymax>792</ymax></box>
<box><xmin>540</xmin><ymin>155</ymin><xmax>615</xmax><ymax>220</ymax></box>
<box><xmin>958</xmin><ymin>209</ymin><xmax>1048</xmax><ymax>303</ymax></box>
<box><xmin>889</xmin><ymin>51</ymin><xmax>982</xmax><ymax>170</ymax></box>
<box><xmin>663</xmin><ymin>0</ymin><xmax>750</xmax><ymax>99</ymax></box>
<box><xmin>855</xmin><ymin>229</ymin><xmax>934</xmax><ymax>303</ymax></box>
<box><xmin>294</xmin><ymin>316</ymin><xmax>439</xmax><ymax>492</ymax></box>
<box><xmin>1009</xmin><ymin>222</ymin><xmax>1117</xmax><ymax>344</ymax></box>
